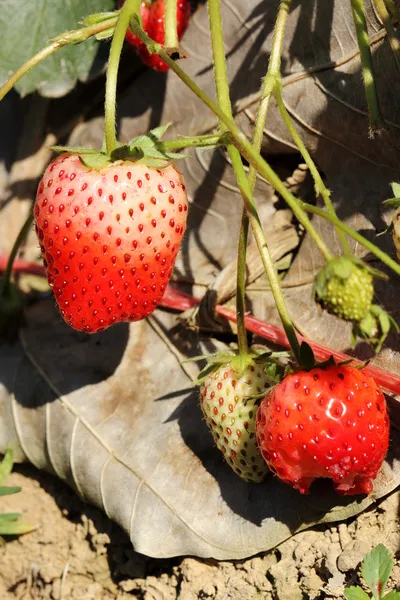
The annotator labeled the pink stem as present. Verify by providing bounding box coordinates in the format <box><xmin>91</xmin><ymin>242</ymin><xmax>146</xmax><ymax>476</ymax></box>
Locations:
<box><xmin>1</xmin><ymin>253</ymin><xmax>399</xmax><ymax>396</ymax></box>
<box><xmin>162</xmin><ymin>286</ymin><xmax>400</xmax><ymax>396</ymax></box>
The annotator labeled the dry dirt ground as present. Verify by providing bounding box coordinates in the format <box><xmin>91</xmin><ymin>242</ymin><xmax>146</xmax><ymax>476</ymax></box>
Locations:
<box><xmin>1</xmin><ymin>466</ymin><xmax>400</xmax><ymax>599</ymax></box>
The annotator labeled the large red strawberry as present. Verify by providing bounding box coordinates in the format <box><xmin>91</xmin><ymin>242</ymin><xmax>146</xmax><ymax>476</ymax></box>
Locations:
<box><xmin>120</xmin><ymin>0</ymin><xmax>191</xmax><ymax>72</ymax></box>
<box><xmin>34</xmin><ymin>152</ymin><xmax>188</xmax><ymax>333</ymax></box>
<box><xmin>256</xmin><ymin>365</ymin><xmax>389</xmax><ymax>496</ymax></box>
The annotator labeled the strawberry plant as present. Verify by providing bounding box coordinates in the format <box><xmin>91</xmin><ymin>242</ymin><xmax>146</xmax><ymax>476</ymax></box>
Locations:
<box><xmin>344</xmin><ymin>544</ymin><xmax>400</xmax><ymax>600</ymax></box>
<box><xmin>0</xmin><ymin>0</ymin><xmax>400</xmax><ymax>560</ymax></box>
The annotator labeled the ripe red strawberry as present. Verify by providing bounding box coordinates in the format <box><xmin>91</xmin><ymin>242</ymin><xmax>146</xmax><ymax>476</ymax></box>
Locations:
<box><xmin>200</xmin><ymin>360</ymin><xmax>272</xmax><ymax>483</ymax></box>
<box><xmin>34</xmin><ymin>153</ymin><xmax>188</xmax><ymax>333</ymax></box>
<box><xmin>256</xmin><ymin>365</ymin><xmax>389</xmax><ymax>495</ymax></box>
<box><xmin>120</xmin><ymin>0</ymin><xmax>191</xmax><ymax>72</ymax></box>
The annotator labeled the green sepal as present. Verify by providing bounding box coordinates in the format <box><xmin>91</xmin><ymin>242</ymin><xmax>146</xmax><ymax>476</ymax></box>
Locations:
<box><xmin>51</xmin><ymin>146</ymin><xmax>100</xmax><ymax>155</ymax></box>
<box><xmin>383</xmin><ymin>592</ymin><xmax>400</xmax><ymax>599</ymax></box>
<box><xmin>110</xmin><ymin>145</ymin><xmax>144</xmax><ymax>162</ymax></box>
<box><xmin>298</xmin><ymin>341</ymin><xmax>315</xmax><ymax>371</ymax></box>
<box><xmin>344</xmin><ymin>587</ymin><xmax>371</xmax><ymax>600</ymax></box>
<box><xmin>95</xmin><ymin>27</ymin><xmax>115</xmax><ymax>41</ymax></box>
<box><xmin>353</xmin><ymin>305</ymin><xmax>399</xmax><ymax>352</ymax></box>
<box><xmin>361</xmin><ymin>544</ymin><xmax>393</xmax><ymax>600</ymax></box>
<box><xmin>79</xmin><ymin>153</ymin><xmax>113</xmax><ymax>169</ymax></box>
<box><xmin>82</xmin><ymin>11</ymin><xmax>120</xmax><ymax>26</ymax></box>
<box><xmin>391</xmin><ymin>182</ymin><xmax>400</xmax><ymax>197</ymax></box>
<box><xmin>383</xmin><ymin>197</ymin><xmax>400</xmax><ymax>209</ymax></box>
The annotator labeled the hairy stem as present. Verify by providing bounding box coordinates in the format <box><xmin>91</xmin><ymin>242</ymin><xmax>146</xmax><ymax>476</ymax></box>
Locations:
<box><xmin>208</xmin><ymin>0</ymin><xmax>301</xmax><ymax>363</ymax></box>
<box><xmin>2</xmin><ymin>212</ymin><xmax>34</xmax><ymax>295</ymax></box>
<box><xmin>104</xmin><ymin>0</ymin><xmax>140</xmax><ymax>155</ymax></box>
<box><xmin>350</xmin><ymin>0</ymin><xmax>384</xmax><ymax>135</ymax></box>
<box><xmin>300</xmin><ymin>201</ymin><xmax>400</xmax><ymax>277</ymax></box>
<box><xmin>374</xmin><ymin>0</ymin><xmax>400</xmax><ymax>71</ymax></box>
<box><xmin>164</xmin><ymin>0</ymin><xmax>179</xmax><ymax>50</ymax></box>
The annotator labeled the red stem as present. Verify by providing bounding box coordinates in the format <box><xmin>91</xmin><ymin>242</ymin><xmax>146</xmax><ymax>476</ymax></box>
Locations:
<box><xmin>2</xmin><ymin>254</ymin><xmax>399</xmax><ymax>396</ymax></box>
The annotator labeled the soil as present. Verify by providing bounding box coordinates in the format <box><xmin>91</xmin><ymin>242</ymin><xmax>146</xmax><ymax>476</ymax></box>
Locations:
<box><xmin>1</xmin><ymin>466</ymin><xmax>399</xmax><ymax>599</ymax></box>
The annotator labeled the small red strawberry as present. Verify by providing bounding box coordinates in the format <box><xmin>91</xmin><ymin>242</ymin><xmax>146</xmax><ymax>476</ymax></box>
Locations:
<box><xmin>199</xmin><ymin>353</ymin><xmax>284</xmax><ymax>482</ymax></box>
<box><xmin>256</xmin><ymin>365</ymin><xmax>389</xmax><ymax>495</ymax></box>
<box><xmin>120</xmin><ymin>0</ymin><xmax>191</xmax><ymax>72</ymax></box>
<box><xmin>34</xmin><ymin>152</ymin><xmax>188</xmax><ymax>333</ymax></box>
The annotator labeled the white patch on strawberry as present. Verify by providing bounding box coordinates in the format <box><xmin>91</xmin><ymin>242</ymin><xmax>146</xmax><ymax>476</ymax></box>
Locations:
<box><xmin>200</xmin><ymin>362</ymin><xmax>271</xmax><ymax>483</ymax></box>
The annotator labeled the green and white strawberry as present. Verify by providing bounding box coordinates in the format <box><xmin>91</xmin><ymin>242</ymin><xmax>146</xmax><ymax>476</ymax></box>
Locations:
<box><xmin>314</xmin><ymin>257</ymin><xmax>374</xmax><ymax>322</ymax></box>
<box><xmin>199</xmin><ymin>355</ymin><xmax>280</xmax><ymax>483</ymax></box>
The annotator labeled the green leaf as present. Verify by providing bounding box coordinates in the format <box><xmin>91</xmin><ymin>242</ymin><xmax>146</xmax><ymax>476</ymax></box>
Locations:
<box><xmin>0</xmin><ymin>486</ymin><xmax>21</xmax><ymax>497</ymax></box>
<box><xmin>361</xmin><ymin>545</ymin><xmax>393</xmax><ymax>600</ymax></box>
<box><xmin>0</xmin><ymin>512</ymin><xmax>22</xmax><ymax>522</ymax></box>
<box><xmin>344</xmin><ymin>586</ymin><xmax>371</xmax><ymax>600</ymax></box>
<box><xmin>0</xmin><ymin>0</ymin><xmax>114</xmax><ymax>98</ymax></box>
<box><xmin>0</xmin><ymin>519</ymin><xmax>36</xmax><ymax>536</ymax></box>
<box><xmin>0</xmin><ymin>447</ymin><xmax>13</xmax><ymax>486</ymax></box>
<box><xmin>391</xmin><ymin>182</ymin><xmax>400</xmax><ymax>197</ymax></box>
<box><xmin>383</xmin><ymin>591</ymin><xmax>400</xmax><ymax>599</ymax></box>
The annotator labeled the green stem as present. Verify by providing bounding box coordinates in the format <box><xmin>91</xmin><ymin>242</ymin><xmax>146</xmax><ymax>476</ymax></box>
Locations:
<box><xmin>208</xmin><ymin>0</ymin><xmax>301</xmax><ymax>364</ymax></box>
<box><xmin>236</xmin><ymin>213</ymin><xmax>250</xmax><ymax>355</ymax></box>
<box><xmin>300</xmin><ymin>201</ymin><xmax>400</xmax><ymax>277</ymax></box>
<box><xmin>350</xmin><ymin>0</ymin><xmax>384</xmax><ymax>135</ymax></box>
<box><xmin>164</xmin><ymin>0</ymin><xmax>178</xmax><ymax>51</ymax></box>
<box><xmin>273</xmin><ymin>82</ymin><xmax>352</xmax><ymax>256</ymax></box>
<box><xmin>383</xmin><ymin>0</ymin><xmax>400</xmax><ymax>23</ymax></box>
<box><xmin>0</xmin><ymin>16</ymin><xmax>119</xmax><ymax>103</ymax></box>
<box><xmin>2</xmin><ymin>212</ymin><xmax>34</xmax><ymax>295</ymax></box>
<box><xmin>104</xmin><ymin>0</ymin><xmax>140</xmax><ymax>155</ymax></box>
<box><xmin>248</xmin><ymin>0</ymin><xmax>290</xmax><ymax>192</ymax></box>
<box><xmin>374</xmin><ymin>0</ymin><xmax>400</xmax><ymax>72</ymax></box>
<box><xmin>128</xmin><ymin>19</ymin><xmax>333</xmax><ymax>263</ymax></box>
<box><xmin>158</xmin><ymin>133</ymin><xmax>226</xmax><ymax>150</ymax></box>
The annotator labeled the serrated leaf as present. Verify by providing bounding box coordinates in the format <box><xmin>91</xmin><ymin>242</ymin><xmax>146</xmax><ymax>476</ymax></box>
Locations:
<box><xmin>344</xmin><ymin>586</ymin><xmax>371</xmax><ymax>600</ymax></box>
<box><xmin>0</xmin><ymin>0</ymin><xmax>114</xmax><ymax>98</ymax></box>
<box><xmin>383</xmin><ymin>591</ymin><xmax>400</xmax><ymax>599</ymax></box>
<box><xmin>361</xmin><ymin>545</ymin><xmax>393</xmax><ymax>600</ymax></box>
<box><xmin>0</xmin><ymin>486</ymin><xmax>21</xmax><ymax>496</ymax></box>
<box><xmin>0</xmin><ymin>447</ymin><xmax>13</xmax><ymax>486</ymax></box>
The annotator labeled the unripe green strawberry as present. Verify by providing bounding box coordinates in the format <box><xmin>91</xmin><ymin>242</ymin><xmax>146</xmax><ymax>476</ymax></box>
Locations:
<box><xmin>199</xmin><ymin>360</ymin><xmax>272</xmax><ymax>483</ymax></box>
<box><xmin>314</xmin><ymin>257</ymin><xmax>373</xmax><ymax>322</ymax></box>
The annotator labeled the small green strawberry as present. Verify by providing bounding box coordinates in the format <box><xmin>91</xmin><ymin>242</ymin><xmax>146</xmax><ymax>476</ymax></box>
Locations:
<box><xmin>384</xmin><ymin>182</ymin><xmax>400</xmax><ymax>260</ymax></box>
<box><xmin>314</xmin><ymin>257</ymin><xmax>374</xmax><ymax>322</ymax></box>
<box><xmin>199</xmin><ymin>352</ymin><xmax>283</xmax><ymax>483</ymax></box>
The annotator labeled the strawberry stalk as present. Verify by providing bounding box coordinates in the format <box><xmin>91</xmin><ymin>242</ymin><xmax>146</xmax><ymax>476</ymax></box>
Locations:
<box><xmin>164</xmin><ymin>0</ymin><xmax>179</xmax><ymax>52</ymax></box>
<box><xmin>0</xmin><ymin>213</ymin><xmax>33</xmax><ymax>297</ymax></box>
<box><xmin>235</xmin><ymin>212</ymin><xmax>250</xmax><ymax>358</ymax></box>
<box><xmin>350</xmin><ymin>0</ymin><xmax>384</xmax><ymax>136</ymax></box>
<box><xmin>104</xmin><ymin>0</ymin><xmax>141</xmax><ymax>155</ymax></box>
<box><xmin>300</xmin><ymin>201</ymin><xmax>400</xmax><ymax>277</ymax></box>
<box><xmin>373</xmin><ymin>0</ymin><xmax>400</xmax><ymax>71</ymax></box>
<box><xmin>383</xmin><ymin>0</ymin><xmax>400</xmax><ymax>23</ymax></box>
<box><xmin>207</xmin><ymin>0</ymin><xmax>302</xmax><ymax>364</ymax></box>
<box><xmin>0</xmin><ymin>14</ymin><xmax>120</xmax><ymax>104</ymax></box>
<box><xmin>127</xmin><ymin>18</ymin><xmax>334</xmax><ymax>264</ymax></box>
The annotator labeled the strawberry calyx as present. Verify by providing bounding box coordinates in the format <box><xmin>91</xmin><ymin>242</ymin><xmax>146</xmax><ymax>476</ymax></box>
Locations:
<box><xmin>193</xmin><ymin>347</ymin><xmax>288</xmax><ymax>387</ymax></box>
<box><xmin>352</xmin><ymin>304</ymin><xmax>399</xmax><ymax>352</ymax></box>
<box><xmin>51</xmin><ymin>124</ymin><xmax>186</xmax><ymax>170</ymax></box>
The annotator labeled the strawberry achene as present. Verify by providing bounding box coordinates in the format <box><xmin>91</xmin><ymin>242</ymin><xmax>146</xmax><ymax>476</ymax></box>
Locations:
<box><xmin>34</xmin><ymin>153</ymin><xmax>188</xmax><ymax>333</ymax></box>
<box><xmin>256</xmin><ymin>365</ymin><xmax>389</xmax><ymax>496</ymax></box>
